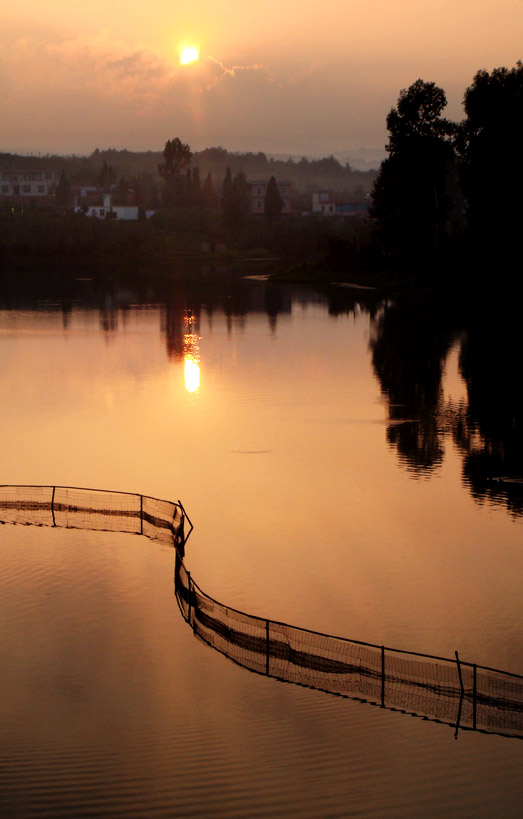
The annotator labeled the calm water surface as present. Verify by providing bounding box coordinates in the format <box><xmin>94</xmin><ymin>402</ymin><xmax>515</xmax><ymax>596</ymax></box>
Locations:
<box><xmin>0</xmin><ymin>275</ymin><xmax>521</xmax><ymax>816</ymax></box>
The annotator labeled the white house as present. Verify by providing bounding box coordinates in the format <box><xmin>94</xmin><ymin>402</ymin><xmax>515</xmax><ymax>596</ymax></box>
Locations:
<box><xmin>312</xmin><ymin>191</ymin><xmax>337</xmax><ymax>215</ymax></box>
<box><xmin>0</xmin><ymin>169</ymin><xmax>58</xmax><ymax>199</ymax></box>
<box><xmin>75</xmin><ymin>193</ymin><xmax>142</xmax><ymax>221</ymax></box>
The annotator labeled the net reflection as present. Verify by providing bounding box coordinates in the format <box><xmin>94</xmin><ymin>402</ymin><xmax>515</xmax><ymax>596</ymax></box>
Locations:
<box><xmin>1</xmin><ymin>484</ymin><xmax>521</xmax><ymax>741</ymax></box>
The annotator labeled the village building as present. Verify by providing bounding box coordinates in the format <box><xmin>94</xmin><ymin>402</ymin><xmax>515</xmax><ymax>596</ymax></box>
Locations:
<box><xmin>248</xmin><ymin>179</ymin><xmax>292</xmax><ymax>215</ymax></box>
<box><xmin>312</xmin><ymin>190</ymin><xmax>369</xmax><ymax>217</ymax></box>
<box><xmin>0</xmin><ymin>169</ymin><xmax>58</xmax><ymax>204</ymax></box>
<box><xmin>71</xmin><ymin>185</ymin><xmax>98</xmax><ymax>202</ymax></box>
<box><xmin>312</xmin><ymin>191</ymin><xmax>337</xmax><ymax>215</ymax></box>
<box><xmin>74</xmin><ymin>193</ymin><xmax>155</xmax><ymax>221</ymax></box>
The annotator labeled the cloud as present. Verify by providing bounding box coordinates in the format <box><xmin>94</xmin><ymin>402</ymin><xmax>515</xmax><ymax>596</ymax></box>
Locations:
<box><xmin>1</xmin><ymin>30</ymin><xmax>281</xmax><ymax>145</ymax></box>
<box><xmin>206</xmin><ymin>56</ymin><xmax>269</xmax><ymax>81</ymax></box>
<box><xmin>3</xmin><ymin>30</ymin><xmax>272</xmax><ymax>110</ymax></box>
<box><xmin>0</xmin><ymin>26</ymin><xmax>388</xmax><ymax>154</ymax></box>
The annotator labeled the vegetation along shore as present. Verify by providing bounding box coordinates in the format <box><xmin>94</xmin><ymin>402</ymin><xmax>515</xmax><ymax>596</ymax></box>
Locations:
<box><xmin>1</xmin><ymin>62</ymin><xmax>521</xmax><ymax>290</ymax></box>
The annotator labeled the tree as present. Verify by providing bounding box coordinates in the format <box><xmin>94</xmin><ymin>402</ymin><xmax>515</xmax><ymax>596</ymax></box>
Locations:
<box><xmin>231</xmin><ymin>171</ymin><xmax>250</xmax><ymax>232</ymax></box>
<box><xmin>55</xmin><ymin>171</ymin><xmax>72</xmax><ymax>208</ymax></box>
<box><xmin>202</xmin><ymin>172</ymin><xmax>217</xmax><ymax>209</ymax></box>
<box><xmin>220</xmin><ymin>166</ymin><xmax>232</xmax><ymax>214</ymax></box>
<box><xmin>220</xmin><ymin>168</ymin><xmax>250</xmax><ymax>235</ymax></box>
<box><xmin>385</xmin><ymin>79</ymin><xmax>455</xmax><ymax>155</ymax></box>
<box><xmin>370</xmin><ymin>79</ymin><xmax>458</xmax><ymax>265</ymax></box>
<box><xmin>183</xmin><ymin>168</ymin><xmax>193</xmax><ymax>207</ymax></box>
<box><xmin>158</xmin><ymin>138</ymin><xmax>192</xmax><ymax>207</ymax></box>
<box><xmin>459</xmin><ymin>62</ymin><xmax>523</xmax><ymax>267</ymax></box>
<box><xmin>191</xmin><ymin>167</ymin><xmax>202</xmax><ymax>207</ymax></box>
<box><xmin>264</xmin><ymin>176</ymin><xmax>283</xmax><ymax>223</ymax></box>
<box><xmin>98</xmin><ymin>160</ymin><xmax>116</xmax><ymax>191</ymax></box>
<box><xmin>114</xmin><ymin>176</ymin><xmax>131</xmax><ymax>206</ymax></box>
<box><xmin>130</xmin><ymin>172</ymin><xmax>158</xmax><ymax>208</ymax></box>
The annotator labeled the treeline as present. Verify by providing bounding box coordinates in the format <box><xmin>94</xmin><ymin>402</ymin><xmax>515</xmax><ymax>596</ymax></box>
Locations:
<box><xmin>0</xmin><ymin>134</ymin><xmax>375</xmax><ymax>272</ymax></box>
<box><xmin>0</xmin><ymin>146</ymin><xmax>376</xmax><ymax>205</ymax></box>
<box><xmin>370</xmin><ymin>62</ymin><xmax>523</xmax><ymax>279</ymax></box>
<box><xmin>0</xmin><ymin>196</ymin><xmax>374</xmax><ymax>272</ymax></box>
<box><xmin>3</xmin><ymin>60</ymin><xmax>522</xmax><ymax>284</ymax></box>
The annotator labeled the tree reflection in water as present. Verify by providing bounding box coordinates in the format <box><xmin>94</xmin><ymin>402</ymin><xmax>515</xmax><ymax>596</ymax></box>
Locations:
<box><xmin>0</xmin><ymin>268</ymin><xmax>520</xmax><ymax>513</ymax></box>
<box><xmin>370</xmin><ymin>290</ymin><xmax>523</xmax><ymax>516</ymax></box>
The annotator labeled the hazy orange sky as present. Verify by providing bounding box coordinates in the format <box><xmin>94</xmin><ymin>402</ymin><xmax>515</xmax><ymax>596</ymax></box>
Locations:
<box><xmin>2</xmin><ymin>1</ymin><xmax>522</xmax><ymax>162</ymax></box>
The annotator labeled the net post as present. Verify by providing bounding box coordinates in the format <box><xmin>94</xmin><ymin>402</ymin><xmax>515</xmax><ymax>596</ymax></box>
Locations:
<box><xmin>472</xmin><ymin>664</ymin><xmax>477</xmax><ymax>730</ymax></box>
<box><xmin>51</xmin><ymin>486</ymin><xmax>56</xmax><ymax>527</ymax></box>
<box><xmin>381</xmin><ymin>646</ymin><xmax>385</xmax><ymax>707</ymax></box>
<box><xmin>177</xmin><ymin>504</ymin><xmax>185</xmax><ymax>554</ymax></box>
<box><xmin>455</xmin><ymin>650</ymin><xmax>465</xmax><ymax>695</ymax></box>
<box><xmin>454</xmin><ymin>691</ymin><xmax>464</xmax><ymax>740</ymax></box>
<box><xmin>177</xmin><ymin>500</ymin><xmax>193</xmax><ymax>543</ymax></box>
<box><xmin>187</xmin><ymin>572</ymin><xmax>192</xmax><ymax>626</ymax></box>
<box><xmin>266</xmin><ymin>620</ymin><xmax>270</xmax><ymax>676</ymax></box>
<box><xmin>140</xmin><ymin>495</ymin><xmax>143</xmax><ymax>535</ymax></box>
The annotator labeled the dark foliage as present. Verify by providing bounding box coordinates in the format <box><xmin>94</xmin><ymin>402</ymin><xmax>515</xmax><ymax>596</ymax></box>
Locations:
<box><xmin>0</xmin><ymin>145</ymin><xmax>376</xmax><ymax>205</ymax></box>
<box><xmin>371</xmin><ymin>290</ymin><xmax>523</xmax><ymax>515</ymax></box>
<box><xmin>370</xmin><ymin>80</ymin><xmax>459</xmax><ymax>269</ymax></box>
<box><xmin>264</xmin><ymin>176</ymin><xmax>283</xmax><ymax>223</ymax></box>
<box><xmin>221</xmin><ymin>169</ymin><xmax>249</xmax><ymax>235</ymax></box>
<box><xmin>202</xmin><ymin>172</ymin><xmax>217</xmax><ymax>209</ymax></box>
<box><xmin>220</xmin><ymin>167</ymin><xmax>232</xmax><ymax>215</ymax></box>
<box><xmin>98</xmin><ymin>160</ymin><xmax>116</xmax><ymax>192</ymax></box>
<box><xmin>55</xmin><ymin>172</ymin><xmax>72</xmax><ymax>208</ymax></box>
<box><xmin>158</xmin><ymin>138</ymin><xmax>193</xmax><ymax>207</ymax></box>
<box><xmin>458</xmin><ymin>62</ymin><xmax>523</xmax><ymax>270</ymax></box>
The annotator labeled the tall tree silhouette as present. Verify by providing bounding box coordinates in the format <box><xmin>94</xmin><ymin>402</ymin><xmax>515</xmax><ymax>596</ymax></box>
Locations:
<box><xmin>158</xmin><ymin>138</ymin><xmax>192</xmax><ymax>207</ymax></box>
<box><xmin>191</xmin><ymin>167</ymin><xmax>202</xmax><ymax>207</ymax></box>
<box><xmin>221</xmin><ymin>169</ymin><xmax>249</xmax><ymax>234</ymax></box>
<box><xmin>55</xmin><ymin>172</ymin><xmax>72</xmax><ymax>207</ymax></box>
<box><xmin>371</xmin><ymin>80</ymin><xmax>458</xmax><ymax>267</ymax></box>
<box><xmin>98</xmin><ymin>160</ymin><xmax>116</xmax><ymax>192</ymax></box>
<box><xmin>264</xmin><ymin>176</ymin><xmax>283</xmax><ymax>222</ymax></box>
<box><xmin>202</xmin><ymin>172</ymin><xmax>217</xmax><ymax>209</ymax></box>
<box><xmin>459</xmin><ymin>62</ymin><xmax>523</xmax><ymax>272</ymax></box>
<box><xmin>220</xmin><ymin>167</ymin><xmax>233</xmax><ymax>216</ymax></box>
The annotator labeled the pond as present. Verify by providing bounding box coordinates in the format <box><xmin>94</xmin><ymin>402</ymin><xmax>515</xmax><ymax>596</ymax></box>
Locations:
<box><xmin>0</xmin><ymin>272</ymin><xmax>521</xmax><ymax>816</ymax></box>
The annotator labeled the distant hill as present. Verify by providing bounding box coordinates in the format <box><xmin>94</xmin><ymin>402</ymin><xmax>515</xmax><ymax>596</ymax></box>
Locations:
<box><xmin>266</xmin><ymin>148</ymin><xmax>385</xmax><ymax>171</ymax></box>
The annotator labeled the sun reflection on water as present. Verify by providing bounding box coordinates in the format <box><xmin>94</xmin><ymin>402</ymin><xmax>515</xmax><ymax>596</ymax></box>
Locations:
<box><xmin>183</xmin><ymin>313</ymin><xmax>201</xmax><ymax>394</ymax></box>
<box><xmin>184</xmin><ymin>353</ymin><xmax>200</xmax><ymax>393</ymax></box>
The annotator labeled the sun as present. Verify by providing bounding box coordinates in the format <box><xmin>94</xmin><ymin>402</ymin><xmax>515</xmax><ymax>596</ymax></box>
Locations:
<box><xmin>180</xmin><ymin>47</ymin><xmax>199</xmax><ymax>65</ymax></box>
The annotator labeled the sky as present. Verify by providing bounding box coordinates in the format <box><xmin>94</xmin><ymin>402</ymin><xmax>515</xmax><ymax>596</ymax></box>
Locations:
<box><xmin>1</xmin><ymin>1</ymin><xmax>522</xmax><ymax>163</ymax></box>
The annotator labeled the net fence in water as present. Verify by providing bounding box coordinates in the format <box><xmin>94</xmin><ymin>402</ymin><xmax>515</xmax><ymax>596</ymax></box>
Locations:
<box><xmin>0</xmin><ymin>484</ymin><xmax>186</xmax><ymax>545</ymax></box>
<box><xmin>1</xmin><ymin>484</ymin><xmax>521</xmax><ymax>740</ymax></box>
<box><xmin>174</xmin><ymin>554</ymin><xmax>523</xmax><ymax>740</ymax></box>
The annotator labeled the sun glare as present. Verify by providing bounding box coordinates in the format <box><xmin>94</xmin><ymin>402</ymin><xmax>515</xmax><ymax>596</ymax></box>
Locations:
<box><xmin>184</xmin><ymin>355</ymin><xmax>200</xmax><ymax>393</ymax></box>
<box><xmin>180</xmin><ymin>47</ymin><xmax>199</xmax><ymax>65</ymax></box>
